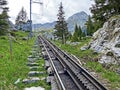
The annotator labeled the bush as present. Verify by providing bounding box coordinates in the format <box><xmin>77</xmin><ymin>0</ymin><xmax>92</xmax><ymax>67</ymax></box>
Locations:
<box><xmin>0</xmin><ymin>36</ymin><xmax>7</xmax><ymax>40</ymax></box>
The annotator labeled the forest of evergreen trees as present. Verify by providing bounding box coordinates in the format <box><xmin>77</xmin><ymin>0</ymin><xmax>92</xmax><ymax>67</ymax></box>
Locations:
<box><xmin>72</xmin><ymin>24</ymin><xmax>85</xmax><ymax>42</ymax></box>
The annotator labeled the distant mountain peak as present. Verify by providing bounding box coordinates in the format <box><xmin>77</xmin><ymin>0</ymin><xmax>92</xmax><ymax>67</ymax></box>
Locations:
<box><xmin>75</xmin><ymin>11</ymin><xmax>88</xmax><ymax>15</ymax></box>
<box><xmin>79</xmin><ymin>11</ymin><xmax>87</xmax><ymax>14</ymax></box>
<box><xmin>33</xmin><ymin>11</ymin><xmax>88</xmax><ymax>33</ymax></box>
<box><xmin>67</xmin><ymin>11</ymin><xmax>88</xmax><ymax>33</ymax></box>
<box><xmin>68</xmin><ymin>11</ymin><xmax>88</xmax><ymax>19</ymax></box>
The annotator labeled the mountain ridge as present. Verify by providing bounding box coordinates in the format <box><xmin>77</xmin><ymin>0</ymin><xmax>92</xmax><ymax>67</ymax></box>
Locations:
<box><xmin>67</xmin><ymin>11</ymin><xmax>88</xmax><ymax>33</ymax></box>
<box><xmin>33</xmin><ymin>11</ymin><xmax>88</xmax><ymax>33</ymax></box>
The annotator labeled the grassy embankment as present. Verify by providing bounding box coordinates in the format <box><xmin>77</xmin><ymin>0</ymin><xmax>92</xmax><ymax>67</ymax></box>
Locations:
<box><xmin>53</xmin><ymin>38</ymin><xmax>120</xmax><ymax>89</ymax></box>
<box><xmin>0</xmin><ymin>31</ymin><xmax>50</xmax><ymax>90</ymax></box>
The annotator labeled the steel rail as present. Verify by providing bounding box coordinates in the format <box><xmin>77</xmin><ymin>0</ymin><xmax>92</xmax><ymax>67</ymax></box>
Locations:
<box><xmin>38</xmin><ymin>36</ymin><xmax>107</xmax><ymax>90</ymax></box>
<box><xmin>39</xmin><ymin>37</ymin><xmax>66</xmax><ymax>90</ymax></box>
<box><xmin>39</xmin><ymin>36</ymin><xmax>86</xmax><ymax>90</ymax></box>
<box><xmin>46</xmin><ymin>38</ymin><xmax>107</xmax><ymax>90</ymax></box>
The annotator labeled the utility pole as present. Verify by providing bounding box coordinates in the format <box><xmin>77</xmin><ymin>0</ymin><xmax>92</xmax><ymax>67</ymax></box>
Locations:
<box><xmin>29</xmin><ymin>0</ymin><xmax>43</xmax><ymax>38</ymax></box>
<box><xmin>29</xmin><ymin>0</ymin><xmax>32</xmax><ymax>37</ymax></box>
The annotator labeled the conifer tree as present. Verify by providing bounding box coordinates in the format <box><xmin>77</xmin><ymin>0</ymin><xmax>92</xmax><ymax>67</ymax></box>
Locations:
<box><xmin>15</xmin><ymin>7</ymin><xmax>28</xmax><ymax>24</ymax></box>
<box><xmin>78</xmin><ymin>26</ymin><xmax>82</xmax><ymax>40</ymax></box>
<box><xmin>15</xmin><ymin>7</ymin><xmax>28</xmax><ymax>30</ymax></box>
<box><xmin>90</xmin><ymin>0</ymin><xmax>120</xmax><ymax>29</ymax></box>
<box><xmin>72</xmin><ymin>25</ymin><xmax>85</xmax><ymax>42</ymax></box>
<box><xmin>0</xmin><ymin>0</ymin><xmax>9</xmax><ymax>35</ymax></box>
<box><xmin>54</xmin><ymin>2</ymin><xmax>69</xmax><ymax>44</ymax></box>
<box><xmin>72</xmin><ymin>24</ymin><xmax>79</xmax><ymax>41</ymax></box>
<box><xmin>81</xmin><ymin>31</ymin><xmax>86</xmax><ymax>39</ymax></box>
<box><xmin>86</xmin><ymin>15</ymin><xmax>94</xmax><ymax>36</ymax></box>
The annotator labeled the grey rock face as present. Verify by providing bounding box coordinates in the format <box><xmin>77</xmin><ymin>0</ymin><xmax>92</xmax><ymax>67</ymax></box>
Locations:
<box><xmin>90</xmin><ymin>16</ymin><xmax>120</xmax><ymax>64</ymax></box>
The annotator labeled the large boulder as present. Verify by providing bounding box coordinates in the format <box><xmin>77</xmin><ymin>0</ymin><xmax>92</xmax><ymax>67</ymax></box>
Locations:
<box><xmin>90</xmin><ymin>16</ymin><xmax>120</xmax><ymax>64</ymax></box>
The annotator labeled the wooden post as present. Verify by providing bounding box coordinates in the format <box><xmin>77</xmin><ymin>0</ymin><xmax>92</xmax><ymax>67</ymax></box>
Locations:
<box><xmin>9</xmin><ymin>33</ymin><xmax>12</xmax><ymax>60</ymax></box>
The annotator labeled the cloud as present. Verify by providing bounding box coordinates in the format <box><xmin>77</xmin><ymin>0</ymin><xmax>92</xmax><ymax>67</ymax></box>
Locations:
<box><xmin>40</xmin><ymin>0</ymin><xmax>93</xmax><ymax>22</ymax></box>
<box><xmin>8</xmin><ymin>0</ymin><xmax>93</xmax><ymax>24</ymax></box>
<box><xmin>32</xmin><ymin>15</ymin><xmax>50</xmax><ymax>24</ymax></box>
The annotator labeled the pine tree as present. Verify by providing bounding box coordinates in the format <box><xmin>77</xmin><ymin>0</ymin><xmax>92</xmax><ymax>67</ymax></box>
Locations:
<box><xmin>15</xmin><ymin>7</ymin><xmax>28</xmax><ymax>30</ymax></box>
<box><xmin>72</xmin><ymin>25</ymin><xmax>85</xmax><ymax>42</ymax></box>
<box><xmin>86</xmin><ymin>15</ymin><xmax>94</xmax><ymax>36</ymax></box>
<box><xmin>90</xmin><ymin>0</ymin><xmax>120</xmax><ymax>29</ymax></box>
<box><xmin>78</xmin><ymin>26</ymin><xmax>82</xmax><ymax>40</ymax></box>
<box><xmin>54</xmin><ymin>2</ymin><xmax>69</xmax><ymax>44</ymax></box>
<box><xmin>0</xmin><ymin>0</ymin><xmax>9</xmax><ymax>35</ymax></box>
<box><xmin>81</xmin><ymin>32</ymin><xmax>86</xmax><ymax>40</ymax></box>
<box><xmin>72</xmin><ymin>24</ymin><xmax>79</xmax><ymax>41</ymax></box>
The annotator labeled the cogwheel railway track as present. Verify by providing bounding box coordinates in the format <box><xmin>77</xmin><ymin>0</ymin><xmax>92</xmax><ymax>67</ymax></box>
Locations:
<box><xmin>38</xmin><ymin>35</ymin><xmax>107</xmax><ymax>90</ymax></box>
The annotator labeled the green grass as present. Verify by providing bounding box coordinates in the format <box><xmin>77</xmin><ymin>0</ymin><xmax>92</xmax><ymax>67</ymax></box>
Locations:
<box><xmin>53</xmin><ymin>37</ymin><xmax>98</xmax><ymax>58</ymax></box>
<box><xmin>86</xmin><ymin>61</ymin><xmax>120</xmax><ymax>88</ymax></box>
<box><xmin>0</xmin><ymin>31</ymin><xmax>50</xmax><ymax>90</ymax></box>
<box><xmin>52</xmin><ymin>38</ymin><xmax>120</xmax><ymax>89</ymax></box>
<box><xmin>0</xmin><ymin>31</ymin><xmax>34</xmax><ymax>89</ymax></box>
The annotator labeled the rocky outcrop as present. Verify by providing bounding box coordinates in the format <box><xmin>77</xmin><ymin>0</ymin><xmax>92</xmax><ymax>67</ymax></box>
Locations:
<box><xmin>90</xmin><ymin>16</ymin><xmax>120</xmax><ymax>64</ymax></box>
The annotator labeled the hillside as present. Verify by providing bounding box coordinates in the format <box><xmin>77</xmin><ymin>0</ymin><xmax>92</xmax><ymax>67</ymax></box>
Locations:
<box><xmin>33</xmin><ymin>21</ymin><xmax>56</xmax><ymax>31</ymax></box>
<box><xmin>67</xmin><ymin>11</ymin><xmax>88</xmax><ymax>33</ymax></box>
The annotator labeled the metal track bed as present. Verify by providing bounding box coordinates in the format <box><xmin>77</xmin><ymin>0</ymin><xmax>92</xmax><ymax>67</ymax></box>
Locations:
<box><xmin>38</xmin><ymin>36</ymin><xmax>107</xmax><ymax>90</ymax></box>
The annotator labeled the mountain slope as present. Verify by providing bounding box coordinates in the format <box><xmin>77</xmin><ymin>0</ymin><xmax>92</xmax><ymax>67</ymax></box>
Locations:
<box><xmin>8</xmin><ymin>19</ymin><xmax>17</xmax><ymax>30</ymax></box>
<box><xmin>33</xmin><ymin>11</ymin><xmax>88</xmax><ymax>33</ymax></box>
<box><xmin>67</xmin><ymin>11</ymin><xmax>88</xmax><ymax>33</ymax></box>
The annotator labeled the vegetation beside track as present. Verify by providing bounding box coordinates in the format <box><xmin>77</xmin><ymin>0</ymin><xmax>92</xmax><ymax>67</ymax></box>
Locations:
<box><xmin>53</xmin><ymin>38</ymin><xmax>120</xmax><ymax>89</ymax></box>
<box><xmin>0</xmin><ymin>31</ymin><xmax>50</xmax><ymax>90</ymax></box>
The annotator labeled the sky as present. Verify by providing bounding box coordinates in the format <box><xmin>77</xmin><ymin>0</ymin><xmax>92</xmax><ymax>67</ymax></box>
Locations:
<box><xmin>8</xmin><ymin>0</ymin><xmax>94</xmax><ymax>24</ymax></box>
